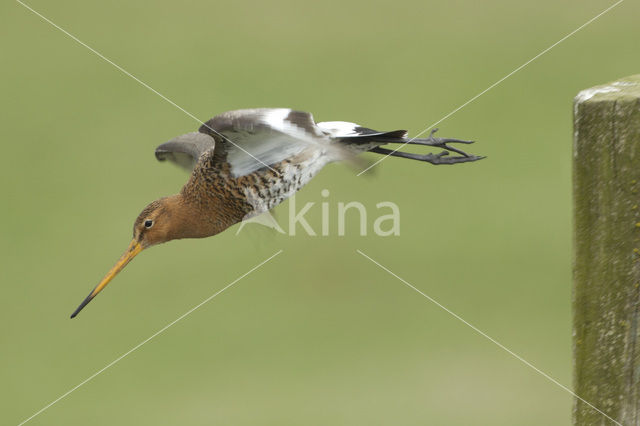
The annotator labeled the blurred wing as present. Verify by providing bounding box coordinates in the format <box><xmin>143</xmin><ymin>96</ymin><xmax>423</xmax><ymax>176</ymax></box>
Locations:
<box><xmin>199</xmin><ymin>108</ymin><xmax>330</xmax><ymax>177</ymax></box>
<box><xmin>155</xmin><ymin>132</ymin><xmax>216</xmax><ymax>171</ymax></box>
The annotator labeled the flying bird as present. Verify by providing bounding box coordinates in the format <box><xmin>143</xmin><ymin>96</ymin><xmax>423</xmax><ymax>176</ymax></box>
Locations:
<box><xmin>70</xmin><ymin>108</ymin><xmax>483</xmax><ymax>318</ymax></box>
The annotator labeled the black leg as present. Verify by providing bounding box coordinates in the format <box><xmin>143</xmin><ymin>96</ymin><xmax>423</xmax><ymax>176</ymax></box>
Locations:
<box><xmin>369</xmin><ymin>146</ymin><xmax>484</xmax><ymax>165</ymax></box>
<box><xmin>374</xmin><ymin>128</ymin><xmax>476</xmax><ymax>157</ymax></box>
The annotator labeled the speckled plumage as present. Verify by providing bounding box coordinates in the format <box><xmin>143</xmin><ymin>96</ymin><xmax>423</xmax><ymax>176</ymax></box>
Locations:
<box><xmin>179</xmin><ymin>134</ymin><xmax>331</xmax><ymax>235</ymax></box>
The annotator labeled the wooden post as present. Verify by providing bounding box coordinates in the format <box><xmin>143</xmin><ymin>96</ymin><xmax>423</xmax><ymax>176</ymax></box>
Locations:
<box><xmin>574</xmin><ymin>75</ymin><xmax>640</xmax><ymax>425</ymax></box>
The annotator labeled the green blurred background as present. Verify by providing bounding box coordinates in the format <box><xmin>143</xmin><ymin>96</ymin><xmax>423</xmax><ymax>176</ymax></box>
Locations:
<box><xmin>2</xmin><ymin>0</ymin><xmax>638</xmax><ymax>424</ymax></box>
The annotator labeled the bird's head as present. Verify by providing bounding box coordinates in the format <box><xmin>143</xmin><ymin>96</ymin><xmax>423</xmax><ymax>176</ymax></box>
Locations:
<box><xmin>70</xmin><ymin>195</ymin><xmax>192</xmax><ymax>318</ymax></box>
<box><xmin>132</xmin><ymin>197</ymin><xmax>182</xmax><ymax>248</ymax></box>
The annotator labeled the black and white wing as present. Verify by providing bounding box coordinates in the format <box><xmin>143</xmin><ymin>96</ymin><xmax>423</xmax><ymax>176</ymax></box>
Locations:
<box><xmin>155</xmin><ymin>108</ymin><xmax>330</xmax><ymax>177</ymax></box>
<box><xmin>155</xmin><ymin>115</ymin><xmax>391</xmax><ymax>174</ymax></box>
<box><xmin>198</xmin><ymin>108</ymin><xmax>333</xmax><ymax>177</ymax></box>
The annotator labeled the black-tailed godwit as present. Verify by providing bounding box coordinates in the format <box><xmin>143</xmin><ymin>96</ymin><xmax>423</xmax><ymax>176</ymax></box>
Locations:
<box><xmin>70</xmin><ymin>108</ymin><xmax>483</xmax><ymax>318</ymax></box>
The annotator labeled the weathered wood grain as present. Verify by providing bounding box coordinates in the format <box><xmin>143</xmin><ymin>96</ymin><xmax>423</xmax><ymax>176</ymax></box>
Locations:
<box><xmin>574</xmin><ymin>75</ymin><xmax>640</xmax><ymax>425</ymax></box>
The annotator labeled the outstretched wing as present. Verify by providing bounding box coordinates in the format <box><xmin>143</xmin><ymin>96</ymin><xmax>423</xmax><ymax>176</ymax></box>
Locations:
<box><xmin>198</xmin><ymin>108</ymin><xmax>332</xmax><ymax>177</ymax></box>
<box><xmin>155</xmin><ymin>110</ymin><xmax>397</xmax><ymax>176</ymax></box>
<box><xmin>155</xmin><ymin>132</ymin><xmax>216</xmax><ymax>171</ymax></box>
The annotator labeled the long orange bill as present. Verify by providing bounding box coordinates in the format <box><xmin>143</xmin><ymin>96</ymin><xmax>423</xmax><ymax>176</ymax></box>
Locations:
<box><xmin>70</xmin><ymin>240</ymin><xmax>143</xmax><ymax>319</ymax></box>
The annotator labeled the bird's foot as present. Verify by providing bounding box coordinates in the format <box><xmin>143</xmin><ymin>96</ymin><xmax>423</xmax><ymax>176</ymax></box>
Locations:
<box><xmin>421</xmin><ymin>128</ymin><xmax>476</xmax><ymax>157</ymax></box>
<box><xmin>423</xmin><ymin>150</ymin><xmax>485</xmax><ymax>165</ymax></box>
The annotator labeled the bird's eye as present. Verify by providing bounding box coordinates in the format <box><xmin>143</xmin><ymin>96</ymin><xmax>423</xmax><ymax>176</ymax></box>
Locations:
<box><xmin>144</xmin><ymin>220</ymin><xmax>154</xmax><ymax>229</ymax></box>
